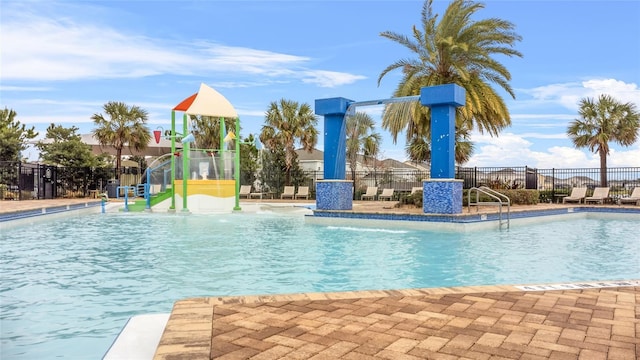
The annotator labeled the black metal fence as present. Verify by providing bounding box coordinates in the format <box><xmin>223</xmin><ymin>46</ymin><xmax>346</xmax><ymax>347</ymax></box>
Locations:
<box><xmin>295</xmin><ymin>166</ymin><xmax>640</xmax><ymax>200</ymax></box>
<box><xmin>0</xmin><ymin>162</ymin><xmax>141</xmax><ymax>200</ymax></box>
<box><xmin>2</xmin><ymin>161</ymin><xmax>639</xmax><ymax>201</ymax></box>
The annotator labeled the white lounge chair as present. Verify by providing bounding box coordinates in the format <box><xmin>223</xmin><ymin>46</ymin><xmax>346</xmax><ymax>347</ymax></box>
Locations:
<box><xmin>378</xmin><ymin>188</ymin><xmax>395</xmax><ymax>201</ymax></box>
<box><xmin>411</xmin><ymin>187</ymin><xmax>423</xmax><ymax>195</ymax></box>
<box><xmin>295</xmin><ymin>186</ymin><xmax>309</xmax><ymax>200</ymax></box>
<box><xmin>563</xmin><ymin>187</ymin><xmax>587</xmax><ymax>204</ymax></box>
<box><xmin>361</xmin><ymin>186</ymin><xmax>378</xmax><ymax>201</ymax></box>
<box><xmin>585</xmin><ymin>187</ymin><xmax>610</xmax><ymax>204</ymax></box>
<box><xmin>619</xmin><ymin>187</ymin><xmax>640</xmax><ymax>205</ymax></box>
<box><xmin>281</xmin><ymin>186</ymin><xmax>295</xmax><ymax>199</ymax></box>
<box><xmin>239</xmin><ymin>185</ymin><xmax>252</xmax><ymax>199</ymax></box>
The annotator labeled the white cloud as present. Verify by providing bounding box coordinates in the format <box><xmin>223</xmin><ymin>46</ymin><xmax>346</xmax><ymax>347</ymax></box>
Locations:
<box><xmin>608</xmin><ymin>144</ymin><xmax>640</xmax><ymax>167</ymax></box>
<box><xmin>301</xmin><ymin>70</ymin><xmax>367</xmax><ymax>88</ymax></box>
<box><xmin>532</xmin><ymin>147</ymin><xmax>598</xmax><ymax>169</ymax></box>
<box><xmin>0</xmin><ymin>3</ymin><xmax>364</xmax><ymax>87</ymax></box>
<box><xmin>466</xmin><ymin>132</ymin><xmax>640</xmax><ymax>168</ymax></box>
<box><xmin>0</xmin><ymin>85</ymin><xmax>52</xmax><ymax>92</ymax></box>
<box><xmin>524</xmin><ymin>79</ymin><xmax>640</xmax><ymax>111</ymax></box>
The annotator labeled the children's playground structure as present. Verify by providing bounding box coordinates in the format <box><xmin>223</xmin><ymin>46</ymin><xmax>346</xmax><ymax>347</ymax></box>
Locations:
<box><xmin>124</xmin><ymin>83</ymin><xmax>242</xmax><ymax>213</ymax></box>
<box><xmin>121</xmin><ymin>83</ymin><xmax>465</xmax><ymax>214</ymax></box>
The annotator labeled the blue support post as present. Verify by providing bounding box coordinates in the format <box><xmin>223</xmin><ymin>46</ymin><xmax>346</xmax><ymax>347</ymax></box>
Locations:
<box><xmin>315</xmin><ymin>97</ymin><xmax>352</xmax><ymax>180</ymax></box>
<box><xmin>145</xmin><ymin>167</ymin><xmax>151</xmax><ymax>210</ymax></box>
<box><xmin>420</xmin><ymin>84</ymin><xmax>465</xmax><ymax>179</ymax></box>
<box><xmin>420</xmin><ymin>84</ymin><xmax>466</xmax><ymax>214</ymax></box>
<box><xmin>314</xmin><ymin>97</ymin><xmax>354</xmax><ymax>210</ymax></box>
<box><xmin>123</xmin><ymin>189</ymin><xmax>129</xmax><ymax>212</ymax></box>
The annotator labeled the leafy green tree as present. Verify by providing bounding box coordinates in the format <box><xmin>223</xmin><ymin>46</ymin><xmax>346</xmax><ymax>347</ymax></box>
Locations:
<box><xmin>567</xmin><ymin>94</ymin><xmax>640</xmax><ymax>186</ymax></box>
<box><xmin>36</xmin><ymin>124</ymin><xmax>98</xmax><ymax>167</ymax></box>
<box><xmin>346</xmin><ymin>112</ymin><xmax>382</xmax><ymax>192</ymax></box>
<box><xmin>259</xmin><ymin>99</ymin><xmax>318</xmax><ymax>185</ymax></box>
<box><xmin>0</xmin><ymin>107</ymin><xmax>38</xmax><ymax>162</ymax></box>
<box><xmin>257</xmin><ymin>145</ymin><xmax>307</xmax><ymax>194</ymax></box>
<box><xmin>378</xmin><ymin>0</ymin><xmax>522</xmax><ymax>165</ymax></box>
<box><xmin>405</xmin><ymin>120</ymin><xmax>474</xmax><ymax>164</ymax></box>
<box><xmin>240</xmin><ymin>134</ymin><xmax>260</xmax><ymax>187</ymax></box>
<box><xmin>91</xmin><ymin>101</ymin><xmax>151</xmax><ymax>179</ymax></box>
<box><xmin>128</xmin><ymin>155</ymin><xmax>148</xmax><ymax>174</ymax></box>
<box><xmin>190</xmin><ymin>115</ymin><xmax>238</xmax><ymax>151</ymax></box>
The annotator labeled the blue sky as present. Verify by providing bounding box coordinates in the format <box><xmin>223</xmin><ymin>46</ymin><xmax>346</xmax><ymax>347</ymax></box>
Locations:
<box><xmin>2</xmin><ymin>0</ymin><xmax>639</xmax><ymax>168</ymax></box>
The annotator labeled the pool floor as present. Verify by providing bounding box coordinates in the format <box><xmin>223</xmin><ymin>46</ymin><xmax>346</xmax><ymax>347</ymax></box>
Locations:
<box><xmin>154</xmin><ymin>282</ymin><xmax>639</xmax><ymax>359</ymax></box>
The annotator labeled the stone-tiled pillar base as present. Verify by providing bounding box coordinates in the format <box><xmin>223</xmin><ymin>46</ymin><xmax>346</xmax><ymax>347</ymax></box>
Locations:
<box><xmin>423</xmin><ymin>179</ymin><xmax>463</xmax><ymax>214</ymax></box>
<box><xmin>316</xmin><ymin>180</ymin><xmax>353</xmax><ymax>210</ymax></box>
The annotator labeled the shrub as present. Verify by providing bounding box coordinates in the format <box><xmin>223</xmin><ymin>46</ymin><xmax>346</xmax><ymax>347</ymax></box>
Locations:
<box><xmin>538</xmin><ymin>190</ymin><xmax>554</xmax><ymax>204</ymax></box>
<box><xmin>395</xmin><ymin>190</ymin><xmax>422</xmax><ymax>208</ymax></box>
<box><xmin>500</xmin><ymin>189</ymin><xmax>539</xmax><ymax>205</ymax></box>
<box><xmin>463</xmin><ymin>189</ymin><xmax>539</xmax><ymax>205</ymax></box>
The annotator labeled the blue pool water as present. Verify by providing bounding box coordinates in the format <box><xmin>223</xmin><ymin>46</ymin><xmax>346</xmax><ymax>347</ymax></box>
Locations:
<box><xmin>1</xmin><ymin>211</ymin><xmax>639</xmax><ymax>359</ymax></box>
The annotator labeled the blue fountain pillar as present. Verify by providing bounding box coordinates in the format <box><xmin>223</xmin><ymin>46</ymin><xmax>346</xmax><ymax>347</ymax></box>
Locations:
<box><xmin>420</xmin><ymin>84</ymin><xmax>466</xmax><ymax>214</ymax></box>
<box><xmin>314</xmin><ymin>97</ymin><xmax>354</xmax><ymax>210</ymax></box>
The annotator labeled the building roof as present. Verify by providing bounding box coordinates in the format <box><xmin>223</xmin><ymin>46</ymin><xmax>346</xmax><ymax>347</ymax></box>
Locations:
<box><xmin>79</xmin><ymin>134</ymin><xmax>173</xmax><ymax>157</ymax></box>
<box><xmin>380</xmin><ymin>158</ymin><xmax>418</xmax><ymax>170</ymax></box>
<box><xmin>295</xmin><ymin>148</ymin><xmax>324</xmax><ymax>161</ymax></box>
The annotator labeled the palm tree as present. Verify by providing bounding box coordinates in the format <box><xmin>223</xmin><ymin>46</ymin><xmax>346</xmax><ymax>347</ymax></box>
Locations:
<box><xmin>405</xmin><ymin>118</ymin><xmax>474</xmax><ymax>164</ymax></box>
<box><xmin>91</xmin><ymin>101</ymin><xmax>151</xmax><ymax>180</ymax></box>
<box><xmin>259</xmin><ymin>99</ymin><xmax>318</xmax><ymax>185</ymax></box>
<box><xmin>567</xmin><ymin>94</ymin><xmax>639</xmax><ymax>187</ymax></box>
<box><xmin>378</xmin><ymin>0</ymin><xmax>522</xmax><ymax>165</ymax></box>
<box><xmin>189</xmin><ymin>115</ymin><xmax>238</xmax><ymax>151</ymax></box>
<box><xmin>346</xmin><ymin>112</ymin><xmax>382</xmax><ymax>191</ymax></box>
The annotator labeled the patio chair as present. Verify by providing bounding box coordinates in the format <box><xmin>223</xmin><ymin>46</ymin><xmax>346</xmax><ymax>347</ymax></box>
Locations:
<box><xmin>281</xmin><ymin>186</ymin><xmax>295</xmax><ymax>199</ymax></box>
<box><xmin>411</xmin><ymin>186</ymin><xmax>423</xmax><ymax>195</ymax></box>
<box><xmin>249</xmin><ymin>188</ymin><xmax>264</xmax><ymax>199</ymax></box>
<box><xmin>585</xmin><ymin>187</ymin><xmax>610</xmax><ymax>204</ymax></box>
<box><xmin>619</xmin><ymin>187</ymin><xmax>640</xmax><ymax>205</ymax></box>
<box><xmin>563</xmin><ymin>187</ymin><xmax>587</xmax><ymax>204</ymax></box>
<box><xmin>361</xmin><ymin>186</ymin><xmax>378</xmax><ymax>201</ymax></box>
<box><xmin>378</xmin><ymin>188</ymin><xmax>395</xmax><ymax>201</ymax></box>
<box><xmin>239</xmin><ymin>185</ymin><xmax>252</xmax><ymax>199</ymax></box>
<box><xmin>294</xmin><ymin>186</ymin><xmax>309</xmax><ymax>200</ymax></box>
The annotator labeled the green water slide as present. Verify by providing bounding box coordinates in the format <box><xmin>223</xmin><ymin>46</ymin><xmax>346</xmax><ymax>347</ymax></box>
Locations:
<box><xmin>126</xmin><ymin>188</ymin><xmax>173</xmax><ymax>212</ymax></box>
<box><xmin>123</xmin><ymin>154</ymin><xmax>173</xmax><ymax>212</ymax></box>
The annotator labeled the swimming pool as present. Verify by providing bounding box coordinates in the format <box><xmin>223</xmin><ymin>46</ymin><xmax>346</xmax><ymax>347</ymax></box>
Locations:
<box><xmin>1</xmin><ymin>210</ymin><xmax>639</xmax><ymax>359</ymax></box>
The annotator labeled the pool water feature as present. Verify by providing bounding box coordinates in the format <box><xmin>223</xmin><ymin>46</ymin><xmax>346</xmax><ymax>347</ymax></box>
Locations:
<box><xmin>1</xmin><ymin>211</ymin><xmax>639</xmax><ymax>359</ymax></box>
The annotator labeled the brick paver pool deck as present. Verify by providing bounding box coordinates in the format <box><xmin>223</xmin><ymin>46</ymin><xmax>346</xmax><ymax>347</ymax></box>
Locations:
<box><xmin>2</xmin><ymin>199</ymin><xmax>638</xmax><ymax>359</ymax></box>
<box><xmin>154</xmin><ymin>285</ymin><xmax>639</xmax><ymax>360</ymax></box>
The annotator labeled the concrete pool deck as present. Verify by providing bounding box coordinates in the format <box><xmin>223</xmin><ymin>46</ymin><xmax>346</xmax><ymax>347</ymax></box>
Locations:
<box><xmin>1</xmin><ymin>199</ymin><xmax>639</xmax><ymax>359</ymax></box>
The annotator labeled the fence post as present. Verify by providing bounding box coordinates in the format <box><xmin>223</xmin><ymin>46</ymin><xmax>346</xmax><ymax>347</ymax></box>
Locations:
<box><xmin>474</xmin><ymin>167</ymin><xmax>477</xmax><ymax>188</ymax></box>
<box><xmin>552</xmin><ymin>168</ymin><xmax>555</xmax><ymax>200</ymax></box>
<box><xmin>17</xmin><ymin>162</ymin><xmax>22</xmax><ymax>200</ymax></box>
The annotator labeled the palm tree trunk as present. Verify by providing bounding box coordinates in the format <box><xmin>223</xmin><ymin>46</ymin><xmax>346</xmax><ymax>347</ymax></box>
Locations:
<box><xmin>115</xmin><ymin>148</ymin><xmax>122</xmax><ymax>180</ymax></box>
<box><xmin>599</xmin><ymin>148</ymin><xmax>607</xmax><ymax>187</ymax></box>
<box><xmin>351</xmin><ymin>168</ymin><xmax>357</xmax><ymax>200</ymax></box>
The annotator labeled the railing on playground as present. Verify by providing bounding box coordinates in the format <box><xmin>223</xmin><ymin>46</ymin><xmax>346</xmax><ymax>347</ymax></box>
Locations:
<box><xmin>136</xmin><ymin>150</ymin><xmax>236</xmax><ymax>201</ymax></box>
<box><xmin>141</xmin><ymin>155</ymin><xmax>172</xmax><ymax>197</ymax></box>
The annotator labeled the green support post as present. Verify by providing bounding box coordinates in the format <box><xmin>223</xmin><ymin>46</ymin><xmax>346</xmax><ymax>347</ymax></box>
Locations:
<box><xmin>182</xmin><ymin>113</ymin><xmax>189</xmax><ymax>212</ymax></box>
<box><xmin>234</xmin><ymin>117</ymin><xmax>241</xmax><ymax>211</ymax></box>
<box><xmin>219</xmin><ymin>117</ymin><xmax>226</xmax><ymax>177</ymax></box>
<box><xmin>170</xmin><ymin>111</ymin><xmax>176</xmax><ymax>211</ymax></box>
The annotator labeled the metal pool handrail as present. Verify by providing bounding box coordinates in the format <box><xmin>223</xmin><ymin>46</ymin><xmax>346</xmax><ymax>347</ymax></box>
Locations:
<box><xmin>468</xmin><ymin>186</ymin><xmax>511</xmax><ymax>229</ymax></box>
